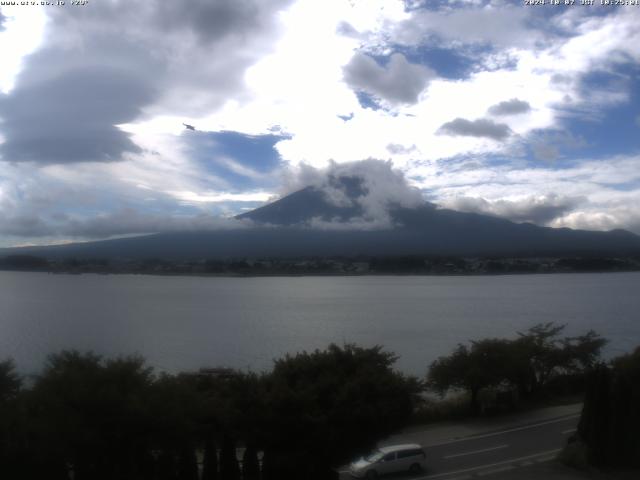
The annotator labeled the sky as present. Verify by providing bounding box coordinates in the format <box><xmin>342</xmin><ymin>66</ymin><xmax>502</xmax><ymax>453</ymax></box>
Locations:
<box><xmin>0</xmin><ymin>0</ymin><xmax>639</xmax><ymax>246</ymax></box>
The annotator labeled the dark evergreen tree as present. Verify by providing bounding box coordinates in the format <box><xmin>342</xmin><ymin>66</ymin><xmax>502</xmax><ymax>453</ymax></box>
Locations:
<box><xmin>157</xmin><ymin>450</ymin><xmax>179</xmax><ymax>480</ymax></box>
<box><xmin>219</xmin><ymin>435</ymin><xmax>240</xmax><ymax>480</ymax></box>
<box><xmin>578</xmin><ymin>363</ymin><xmax>612</xmax><ymax>466</ymax></box>
<box><xmin>177</xmin><ymin>446</ymin><xmax>198</xmax><ymax>480</ymax></box>
<box><xmin>201</xmin><ymin>435</ymin><xmax>219</xmax><ymax>480</ymax></box>
<box><xmin>576</xmin><ymin>347</ymin><xmax>640</xmax><ymax>468</ymax></box>
<box><xmin>241</xmin><ymin>444</ymin><xmax>260</xmax><ymax>480</ymax></box>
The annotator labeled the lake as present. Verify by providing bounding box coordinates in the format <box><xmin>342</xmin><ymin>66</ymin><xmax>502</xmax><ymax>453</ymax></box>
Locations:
<box><xmin>1</xmin><ymin>271</ymin><xmax>639</xmax><ymax>376</ymax></box>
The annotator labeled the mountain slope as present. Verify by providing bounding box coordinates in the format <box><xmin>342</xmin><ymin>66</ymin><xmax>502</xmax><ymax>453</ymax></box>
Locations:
<box><xmin>2</xmin><ymin>183</ymin><xmax>640</xmax><ymax>260</ymax></box>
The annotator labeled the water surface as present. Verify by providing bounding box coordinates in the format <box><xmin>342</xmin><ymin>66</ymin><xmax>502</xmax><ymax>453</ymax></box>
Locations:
<box><xmin>1</xmin><ymin>271</ymin><xmax>638</xmax><ymax>376</ymax></box>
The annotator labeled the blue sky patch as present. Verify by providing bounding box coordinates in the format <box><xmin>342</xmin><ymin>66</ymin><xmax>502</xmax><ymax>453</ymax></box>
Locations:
<box><xmin>397</xmin><ymin>44</ymin><xmax>480</xmax><ymax>80</ymax></box>
<box><xmin>183</xmin><ymin>130</ymin><xmax>286</xmax><ymax>190</ymax></box>
<box><xmin>355</xmin><ymin>91</ymin><xmax>383</xmax><ymax>110</ymax></box>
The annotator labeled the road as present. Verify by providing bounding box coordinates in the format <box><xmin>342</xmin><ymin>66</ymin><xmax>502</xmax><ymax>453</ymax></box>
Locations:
<box><xmin>339</xmin><ymin>409</ymin><xmax>580</xmax><ymax>480</ymax></box>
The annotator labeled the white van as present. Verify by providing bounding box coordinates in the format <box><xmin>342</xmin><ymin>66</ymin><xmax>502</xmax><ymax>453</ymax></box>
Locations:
<box><xmin>349</xmin><ymin>443</ymin><xmax>427</xmax><ymax>478</ymax></box>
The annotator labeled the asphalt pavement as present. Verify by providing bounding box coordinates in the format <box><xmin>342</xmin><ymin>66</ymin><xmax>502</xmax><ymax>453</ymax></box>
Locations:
<box><xmin>339</xmin><ymin>403</ymin><xmax>582</xmax><ymax>480</ymax></box>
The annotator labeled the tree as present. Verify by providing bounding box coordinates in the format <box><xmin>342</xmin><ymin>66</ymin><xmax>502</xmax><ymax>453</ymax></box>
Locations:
<box><xmin>0</xmin><ymin>359</ymin><xmax>21</xmax><ymax>402</ymax></box>
<box><xmin>201</xmin><ymin>435</ymin><xmax>218</xmax><ymax>480</ymax></box>
<box><xmin>241</xmin><ymin>444</ymin><xmax>260</xmax><ymax>480</ymax></box>
<box><xmin>427</xmin><ymin>339</ymin><xmax>512</xmax><ymax>413</ymax></box>
<box><xmin>514</xmin><ymin>323</ymin><xmax>607</xmax><ymax>395</ymax></box>
<box><xmin>576</xmin><ymin>347</ymin><xmax>640</xmax><ymax>467</ymax></box>
<box><xmin>0</xmin><ymin>359</ymin><xmax>24</xmax><ymax>477</ymax></box>
<box><xmin>514</xmin><ymin>322</ymin><xmax>567</xmax><ymax>393</ymax></box>
<box><xmin>219</xmin><ymin>435</ymin><xmax>240</xmax><ymax>480</ymax></box>
<box><xmin>561</xmin><ymin>330</ymin><xmax>608</xmax><ymax>372</ymax></box>
<box><xmin>261</xmin><ymin>344</ymin><xmax>421</xmax><ymax>479</ymax></box>
<box><xmin>427</xmin><ymin>324</ymin><xmax>608</xmax><ymax>409</ymax></box>
<box><xmin>28</xmin><ymin>351</ymin><xmax>157</xmax><ymax>480</ymax></box>
<box><xmin>146</xmin><ymin>373</ymin><xmax>203</xmax><ymax>480</ymax></box>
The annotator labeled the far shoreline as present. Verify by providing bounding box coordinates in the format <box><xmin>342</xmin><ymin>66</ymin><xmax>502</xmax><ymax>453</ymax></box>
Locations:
<box><xmin>1</xmin><ymin>268</ymin><xmax>640</xmax><ymax>279</ymax></box>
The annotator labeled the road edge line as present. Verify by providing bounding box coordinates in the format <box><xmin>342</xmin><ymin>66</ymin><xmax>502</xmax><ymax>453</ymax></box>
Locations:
<box><xmin>416</xmin><ymin>448</ymin><xmax>562</xmax><ymax>479</ymax></box>
<box><xmin>427</xmin><ymin>414</ymin><xmax>580</xmax><ymax>447</ymax></box>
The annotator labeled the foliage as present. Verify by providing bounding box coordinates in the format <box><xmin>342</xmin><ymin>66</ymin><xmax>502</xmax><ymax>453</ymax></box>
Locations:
<box><xmin>0</xmin><ymin>331</ymin><xmax>613</xmax><ymax>478</ymax></box>
<box><xmin>0</xmin><ymin>359</ymin><xmax>24</xmax><ymax>476</ymax></box>
<box><xmin>428</xmin><ymin>339</ymin><xmax>513</xmax><ymax>412</ymax></box>
<box><xmin>0</xmin><ymin>359</ymin><xmax>21</xmax><ymax>402</ymax></box>
<box><xmin>26</xmin><ymin>351</ymin><xmax>157</xmax><ymax>479</ymax></box>
<box><xmin>261</xmin><ymin>343</ymin><xmax>422</xmax><ymax>479</ymax></box>
<box><xmin>427</xmin><ymin>323</ymin><xmax>607</xmax><ymax>412</ymax></box>
<box><xmin>577</xmin><ymin>347</ymin><xmax>640</xmax><ymax>468</ymax></box>
<box><xmin>0</xmin><ymin>344</ymin><xmax>420</xmax><ymax>480</ymax></box>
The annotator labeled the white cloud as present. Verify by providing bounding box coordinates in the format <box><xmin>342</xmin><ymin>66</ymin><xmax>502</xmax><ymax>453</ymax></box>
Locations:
<box><xmin>282</xmin><ymin>159</ymin><xmax>424</xmax><ymax>228</ymax></box>
<box><xmin>169</xmin><ymin>191</ymin><xmax>274</xmax><ymax>204</ymax></box>
<box><xmin>442</xmin><ymin>194</ymin><xmax>583</xmax><ymax>225</ymax></box>
<box><xmin>551</xmin><ymin>206</ymin><xmax>640</xmax><ymax>235</ymax></box>
<box><xmin>412</xmin><ymin>154</ymin><xmax>640</xmax><ymax>234</ymax></box>
<box><xmin>391</xmin><ymin>4</ymin><xmax>543</xmax><ymax>49</ymax></box>
<box><xmin>0</xmin><ymin>6</ymin><xmax>47</xmax><ymax>93</ymax></box>
<box><xmin>130</xmin><ymin>1</ymin><xmax>637</xmax><ymax>174</ymax></box>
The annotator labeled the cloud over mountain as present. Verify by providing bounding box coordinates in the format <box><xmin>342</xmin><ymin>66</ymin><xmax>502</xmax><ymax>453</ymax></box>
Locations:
<box><xmin>442</xmin><ymin>194</ymin><xmax>582</xmax><ymax>226</ymax></box>
<box><xmin>279</xmin><ymin>159</ymin><xmax>424</xmax><ymax>228</ymax></box>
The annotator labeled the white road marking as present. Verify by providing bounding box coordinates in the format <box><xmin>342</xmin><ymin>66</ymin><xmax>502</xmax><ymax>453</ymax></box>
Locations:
<box><xmin>429</xmin><ymin>414</ymin><xmax>580</xmax><ymax>447</ymax></box>
<box><xmin>444</xmin><ymin>444</ymin><xmax>508</xmax><ymax>459</ymax></box>
<box><xmin>562</xmin><ymin>428</ymin><xmax>577</xmax><ymax>435</ymax></box>
<box><xmin>411</xmin><ymin>448</ymin><xmax>561</xmax><ymax>480</ymax></box>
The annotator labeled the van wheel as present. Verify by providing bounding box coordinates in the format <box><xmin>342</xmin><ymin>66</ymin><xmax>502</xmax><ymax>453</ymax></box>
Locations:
<box><xmin>365</xmin><ymin>470</ymin><xmax>378</xmax><ymax>479</ymax></box>
<box><xmin>409</xmin><ymin>463</ymin><xmax>422</xmax><ymax>474</ymax></box>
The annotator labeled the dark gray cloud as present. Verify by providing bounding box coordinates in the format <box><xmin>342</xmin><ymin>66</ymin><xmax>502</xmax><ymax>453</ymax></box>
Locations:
<box><xmin>343</xmin><ymin>52</ymin><xmax>434</xmax><ymax>105</ymax></box>
<box><xmin>438</xmin><ymin>118</ymin><xmax>511</xmax><ymax>140</ymax></box>
<box><xmin>0</xmin><ymin>0</ymin><xmax>292</xmax><ymax>165</ymax></box>
<box><xmin>445</xmin><ymin>194</ymin><xmax>582</xmax><ymax>225</ymax></box>
<box><xmin>153</xmin><ymin>1</ymin><xmax>269</xmax><ymax>43</ymax></box>
<box><xmin>0</xmin><ymin>213</ymin><xmax>50</xmax><ymax>237</ymax></box>
<box><xmin>0</xmin><ymin>65</ymin><xmax>155</xmax><ymax>163</ymax></box>
<box><xmin>488</xmin><ymin>98</ymin><xmax>531</xmax><ymax>116</ymax></box>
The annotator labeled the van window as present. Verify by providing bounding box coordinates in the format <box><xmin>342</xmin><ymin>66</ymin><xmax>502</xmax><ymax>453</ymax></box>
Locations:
<box><xmin>382</xmin><ymin>452</ymin><xmax>396</xmax><ymax>462</ymax></box>
<box><xmin>397</xmin><ymin>449</ymin><xmax>423</xmax><ymax>459</ymax></box>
